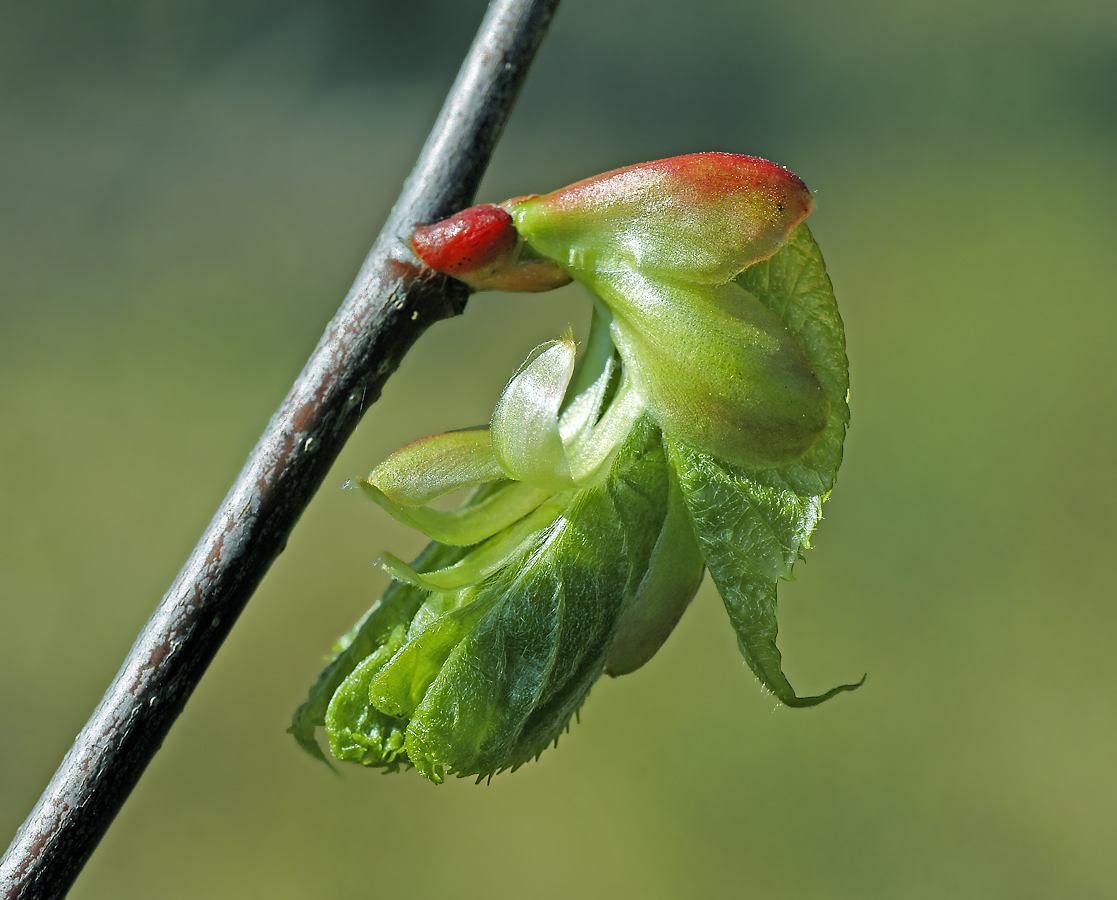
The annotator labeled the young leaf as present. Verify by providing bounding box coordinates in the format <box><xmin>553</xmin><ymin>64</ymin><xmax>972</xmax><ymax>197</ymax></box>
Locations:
<box><xmin>667</xmin><ymin>223</ymin><xmax>861</xmax><ymax>705</ymax></box>
<box><xmin>359</xmin><ymin>478</ymin><xmax>551</xmax><ymax>547</ymax></box>
<box><xmin>378</xmin><ymin>493</ymin><xmax>572</xmax><ymax>592</ymax></box>
<box><xmin>401</xmin><ymin>417</ymin><xmax>668</xmax><ymax>779</ymax></box>
<box><xmin>324</xmin><ymin>628</ymin><xmax>410</xmax><ymax>769</ymax></box>
<box><xmin>594</xmin><ymin>270</ymin><xmax>830</xmax><ymax>469</ymax></box>
<box><xmin>736</xmin><ymin>223</ymin><xmax>850</xmax><ymax>497</ymax></box>
<box><xmin>368</xmin><ymin>429</ymin><xmax>505</xmax><ymax>506</ymax></box>
<box><xmin>604</xmin><ymin>471</ymin><xmax>706</xmax><ymax>677</ymax></box>
<box><xmin>296</xmin><ymin>156</ymin><xmax>861</xmax><ymax>780</ymax></box>
<box><xmin>322</xmin><ymin>417</ymin><xmax>669</xmax><ymax>781</ymax></box>
<box><xmin>490</xmin><ymin>340</ymin><xmax>578</xmax><ymax>490</ymax></box>
<box><xmin>288</xmin><ymin>538</ymin><xmax>469</xmax><ymax>766</ymax></box>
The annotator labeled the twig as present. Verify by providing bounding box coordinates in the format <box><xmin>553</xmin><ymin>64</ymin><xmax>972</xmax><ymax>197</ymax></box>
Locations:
<box><xmin>0</xmin><ymin>1</ymin><xmax>561</xmax><ymax>896</ymax></box>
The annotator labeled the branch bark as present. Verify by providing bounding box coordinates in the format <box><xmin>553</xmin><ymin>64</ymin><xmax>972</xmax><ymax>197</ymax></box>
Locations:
<box><xmin>0</xmin><ymin>1</ymin><xmax>561</xmax><ymax>896</ymax></box>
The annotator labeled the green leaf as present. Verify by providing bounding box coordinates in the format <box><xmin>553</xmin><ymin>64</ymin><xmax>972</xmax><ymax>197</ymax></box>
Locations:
<box><xmin>558</xmin><ymin>355</ymin><xmax>615</xmax><ymax>450</ymax></box>
<box><xmin>594</xmin><ymin>269</ymin><xmax>829</xmax><ymax>469</ymax></box>
<box><xmin>287</xmin><ymin>538</ymin><xmax>469</xmax><ymax>766</ymax></box>
<box><xmin>563</xmin><ymin>372</ymin><xmax>645</xmax><ymax>484</ymax></box>
<box><xmin>502</xmin><ymin>416</ymin><xmax>670</xmax><ymax>768</ymax></box>
<box><xmin>378</xmin><ymin>493</ymin><xmax>571</xmax><ymax>591</ymax></box>
<box><xmin>490</xmin><ymin>339</ymin><xmax>578</xmax><ymax>490</ymax></box>
<box><xmin>667</xmin><ymin>224</ymin><xmax>862</xmax><ymax>707</ymax></box>
<box><xmin>324</xmin><ymin>627</ymin><xmax>409</xmax><ymax>769</ymax></box>
<box><xmin>604</xmin><ymin>469</ymin><xmax>706</xmax><ymax>676</ymax></box>
<box><xmin>736</xmin><ymin>222</ymin><xmax>851</xmax><ymax>497</ymax></box>
<box><xmin>324</xmin><ymin>416</ymin><xmax>668</xmax><ymax>781</ymax></box>
<box><xmin>358</xmin><ymin>478</ymin><xmax>551</xmax><ymax>547</ymax></box>
<box><xmin>367</xmin><ymin>588</ymin><xmax>499</xmax><ymax>721</ymax></box>
<box><xmin>368</xmin><ymin>428</ymin><xmax>505</xmax><ymax>506</ymax></box>
<box><xmin>562</xmin><ymin>302</ymin><xmax>616</xmax><ymax>405</ymax></box>
<box><xmin>404</xmin><ymin>418</ymin><xmax>668</xmax><ymax>780</ymax></box>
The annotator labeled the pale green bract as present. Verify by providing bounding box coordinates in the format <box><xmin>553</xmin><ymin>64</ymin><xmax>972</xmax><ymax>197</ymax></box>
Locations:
<box><xmin>291</xmin><ymin>221</ymin><xmax>861</xmax><ymax>782</ymax></box>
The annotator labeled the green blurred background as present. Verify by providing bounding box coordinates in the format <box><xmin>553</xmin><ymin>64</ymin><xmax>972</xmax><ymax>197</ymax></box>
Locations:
<box><xmin>1</xmin><ymin>1</ymin><xmax>1115</xmax><ymax>897</ymax></box>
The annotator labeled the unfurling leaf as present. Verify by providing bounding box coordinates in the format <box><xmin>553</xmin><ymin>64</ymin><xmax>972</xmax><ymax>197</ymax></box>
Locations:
<box><xmin>490</xmin><ymin>339</ymin><xmax>578</xmax><ymax>489</ymax></box>
<box><xmin>293</xmin><ymin>154</ymin><xmax>862</xmax><ymax>781</ymax></box>
<box><xmin>368</xmin><ymin>429</ymin><xmax>503</xmax><ymax>506</ymax></box>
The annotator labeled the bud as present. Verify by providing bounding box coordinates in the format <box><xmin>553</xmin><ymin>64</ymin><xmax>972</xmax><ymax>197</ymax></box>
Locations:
<box><xmin>292</xmin><ymin>155</ymin><xmax>861</xmax><ymax>781</ymax></box>
<box><xmin>410</xmin><ymin>204</ymin><xmax>570</xmax><ymax>292</ymax></box>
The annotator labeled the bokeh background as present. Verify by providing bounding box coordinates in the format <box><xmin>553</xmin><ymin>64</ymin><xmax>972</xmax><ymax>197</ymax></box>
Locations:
<box><xmin>2</xmin><ymin>1</ymin><xmax>1115</xmax><ymax>897</ymax></box>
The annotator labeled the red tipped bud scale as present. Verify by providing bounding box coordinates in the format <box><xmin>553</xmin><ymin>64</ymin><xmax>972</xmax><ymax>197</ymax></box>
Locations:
<box><xmin>410</xmin><ymin>204</ymin><xmax>570</xmax><ymax>292</ymax></box>
<box><xmin>411</xmin><ymin>205</ymin><xmax>516</xmax><ymax>277</ymax></box>
<box><xmin>508</xmin><ymin>152</ymin><xmax>814</xmax><ymax>283</ymax></box>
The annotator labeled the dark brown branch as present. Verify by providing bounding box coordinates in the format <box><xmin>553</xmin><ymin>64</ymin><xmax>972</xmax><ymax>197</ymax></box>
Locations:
<box><xmin>0</xmin><ymin>1</ymin><xmax>561</xmax><ymax>896</ymax></box>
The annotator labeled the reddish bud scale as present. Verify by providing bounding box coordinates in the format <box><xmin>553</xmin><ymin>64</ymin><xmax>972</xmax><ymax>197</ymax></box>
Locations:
<box><xmin>410</xmin><ymin>204</ymin><xmax>570</xmax><ymax>293</ymax></box>
<box><xmin>510</xmin><ymin>153</ymin><xmax>814</xmax><ymax>284</ymax></box>
<box><xmin>411</xmin><ymin>205</ymin><xmax>517</xmax><ymax>276</ymax></box>
<box><xmin>538</xmin><ymin>153</ymin><xmax>811</xmax><ymax>222</ymax></box>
